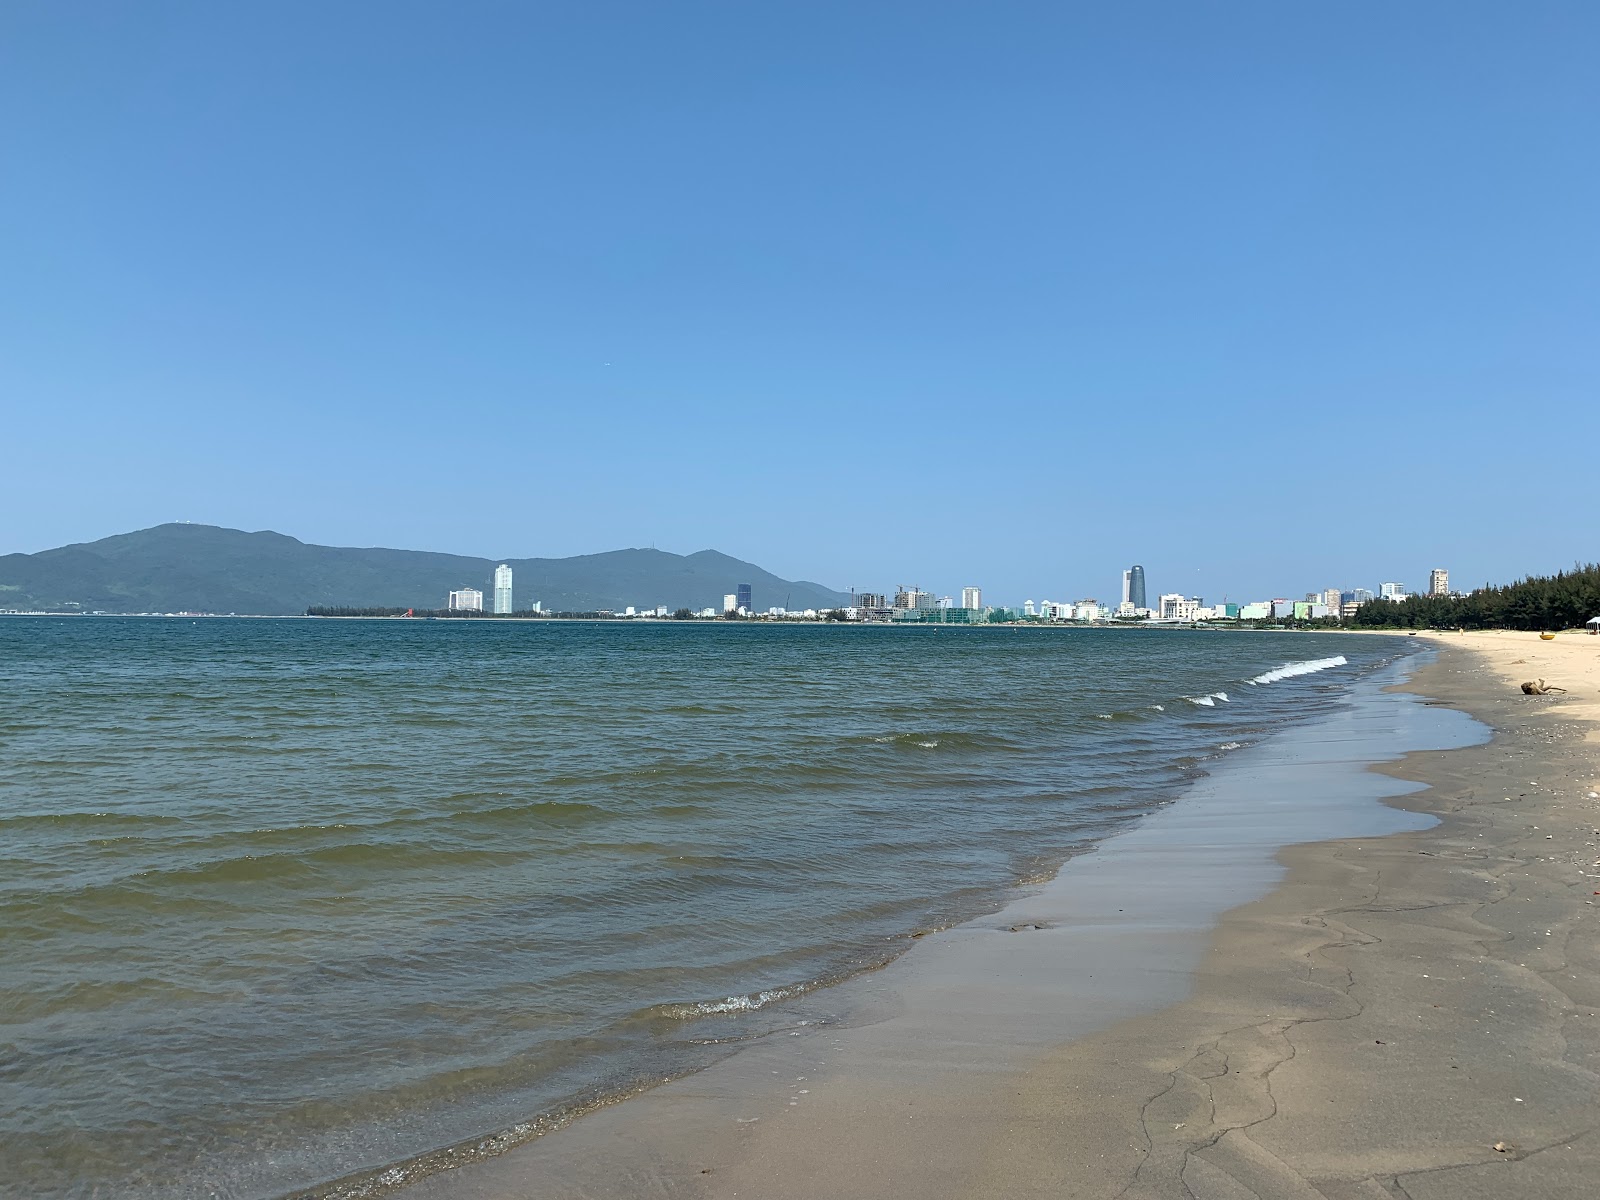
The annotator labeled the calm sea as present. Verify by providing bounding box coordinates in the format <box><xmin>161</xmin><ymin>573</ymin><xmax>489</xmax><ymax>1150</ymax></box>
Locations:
<box><xmin>0</xmin><ymin>618</ymin><xmax>1411</xmax><ymax>1198</ymax></box>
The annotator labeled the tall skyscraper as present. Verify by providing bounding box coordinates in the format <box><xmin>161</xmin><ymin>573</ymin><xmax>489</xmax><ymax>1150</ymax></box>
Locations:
<box><xmin>493</xmin><ymin>563</ymin><xmax>513</xmax><ymax>614</ymax></box>
<box><xmin>722</xmin><ymin>593</ymin><xmax>738</xmax><ymax>614</ymax></box>
<box><xmin>736</xmin><ymin>583</ymin><xmax>752</xmax><ymax>612</ymax></box>
<box><xmin>1429</xmin><ymin>568</ymin><xmax>1449</xmax><ymax>596</ymax></box>
<box><xmin>961</xmin><ymin>586</ymin><xmax>982</xmax><ymax>610</ymax></box>
<box><xmin>1125</xmin><ymin>565</ymin><xmax>1146</xmax><ymax>610</ymax></box>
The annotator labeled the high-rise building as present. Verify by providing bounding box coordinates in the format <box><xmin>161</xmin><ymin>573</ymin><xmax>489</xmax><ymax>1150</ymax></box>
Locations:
<box><xmin>722</xmin><ymin>593</ymin><xmax>738</xmax><ymax>614</ymax></box>
<box><xmin>493</xmin><ymin>564</ymin><xmax>513</xmax><ymax>614</ymax></box>
<box><xmin>961</xmin><ymin>586</ymin><xmax>982</xmax><ymax>610</ymax></box>
<box><xmin>1429</xmin><ymin>568</ymin><xmax>1449</xmax><ymax>596</ymax></box>
<box><xmin>1322</xmin><ymin>588</ymin><xmax>1341</xmax><ymax>614</ymax></box>
<box><xmin>736</xmin><ymin>583</ymin><xmax>752</xmax><ymax>612</ymax></box>
<box><xmin>1125</xmin><ymin>565</ymin><xmax>1146</xmax><ymax>611</ymax></box>
<box><xmin>1380</xmin><ymin>581</ymin><xmax>1406</xmax><ymax>599</ymax></box>
<box><xmin>1353</xmin><ymin>588</ymin><xmax>1375</xmax><ymax>604</ymax></box>
<box><xmin>447</xmin><ymin>587</ymin><xmax>483</xmax><ymax>612</ymax></box>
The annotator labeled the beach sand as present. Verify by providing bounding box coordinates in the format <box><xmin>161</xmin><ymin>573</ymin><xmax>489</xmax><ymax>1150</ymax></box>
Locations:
<box><xmin>389</xmin><ymin>636</ymin><xmax>1599</xmax><ymax>1200</ymax></box>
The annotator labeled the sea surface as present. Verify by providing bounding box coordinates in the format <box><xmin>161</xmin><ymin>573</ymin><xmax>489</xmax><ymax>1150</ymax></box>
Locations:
<box><xmin>0</xmin><ymin>618</ymin><xmax>1411</xmax><ymax>1199</ymax></box>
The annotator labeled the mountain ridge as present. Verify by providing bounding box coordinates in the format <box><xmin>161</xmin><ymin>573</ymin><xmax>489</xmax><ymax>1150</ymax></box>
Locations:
<box><xmin>0</xmin><ymin>524</ymin><xmax>849</xmax><ymax>615</ymax></box>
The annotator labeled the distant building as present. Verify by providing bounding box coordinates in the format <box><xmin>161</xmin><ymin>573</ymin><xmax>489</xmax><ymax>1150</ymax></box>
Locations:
<box><xmin>1429</xmin><ymin>568</ymin><xmax>1449</xmax><ymax>596</ymax></box>
<box><xmin>1122</xmin><ymin>565</ymin><xmax>1147</xmax><ymax>610</ymax></box>
<box><xmin>1076</xmin><ymin>600</ymin><xmax>1102</xmax><ymax>622</ymax></box>
<box><xmin>1158</xmin><ymin>593</ymin><xmax>1197</xmax><ymax>621</ymax></box>
<box><xmin>936</xmin><ymin>596</ymin><xmax>956</xmax><ymax>609</ymax></box>
<box><xmin>493</xmin><ymin>564</ymin><xmax>513</xmax><ymax>614</ymax></box>
<box><xmin>1322</xmin><ymin>588</ymin><xmax>1341</xmax><ymax>614</ymax></box>
<box><xmin>856</xmin><ymin>593</ymin><xmax>886</xmax><ymax>609</ymax></box>
<box><xmin>723</xmin><ymin>593</ymin><xmax>738</xmax><ymax>613</ymax></box>
<box><xmin>1023</xmin><ymin>599</ymin><xmax>1036</xmax><ymax>617</ymax></box>
<box><xmin>1353</xmin><ymin>588</ymin><xmax>1375</xmax><ymax>604</ymax></box>
<box><xmin>1271</xmin><ymin>599</ymin><xmax>1295</xmax><ymax>619</ymax></box>
<box><xmin>448</xmin><ymin>587</ymin><xmax>483</xmax><ymax>612</ymax></box>
<box><xmin>736</xmin><ymin>583</ymin><xmax>752</xmax><ymax>612</ymax></box>
<box><xmin>961</xmin><ymin>586</ymin><xmax>982</xmax><ymax>610</ymax></box>
<box><xmin>894</xmin><ymin>588</ymin><xmax>935</xmax><ymax>610</ymax></box>
<box><xmin>1380</xmin><ymin>581</ymin><xmax>1406</xmax><ymax>599</ymax></box>
<box><xmin>1239</xmin><ymin>602</ymin><xmax>1271</xmax><ymax>620</ymax></box>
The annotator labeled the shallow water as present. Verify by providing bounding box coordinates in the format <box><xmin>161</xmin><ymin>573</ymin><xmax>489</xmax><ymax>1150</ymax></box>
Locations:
<box><xmin>0</xmin><ymin>618</ymin><xmax>1408</xmax><ymax>1198</ymax></box>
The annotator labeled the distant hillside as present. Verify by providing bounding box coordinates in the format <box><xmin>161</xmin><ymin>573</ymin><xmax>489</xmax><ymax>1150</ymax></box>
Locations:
<box><xmin>0</xmin><ymin>525</ymin><xmax>850</xmax><ymax>615</ymax></box>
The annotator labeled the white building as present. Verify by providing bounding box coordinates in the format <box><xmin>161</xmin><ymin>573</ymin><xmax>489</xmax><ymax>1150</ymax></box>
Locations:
<box><xmin>1158</xmin><ymin>593</ymin><xmax>1199</xmax><ymax>622</ymax></box>
<box><xmin>936</xmin><ymin>596</ymin><xmax>956</xmax><ymax>610</ymax></box>
<box><xmin>493</xmin><ymin>563</ymin><xmax>513</xmax><ymax>614</ymax></box>
<box><xmin>1023</xmin><ymin>599</ymin><xmax>1036</xmax><ymax>617</ymax></box>
<box><xmin>447</xmin><ymin>588</ymin><xmax>483</xmax><ymax>612</ymax></box>
<box><xmin>1379</xmin><ymin>581</ymin><xmax>1406</xmax><ymax>599</ymax></box>
<box><xmin>961</xmin><ymin>586</ymin><xmax>982</xmax><ymax>610</ymax></box>
<box><xmin>723</xmin><ymin>593</ymin><xmax>738</xmax><ymax>613</ymax></box>
<box><xmin>1429</xmin><ymin>568</ymin><xmax>1449</xmax><ymax>596</ymax></box>
<box><xmin>1076</xmin><ymin>601</ymin><xmax>1101</xmax><ymax>622</ymax></box>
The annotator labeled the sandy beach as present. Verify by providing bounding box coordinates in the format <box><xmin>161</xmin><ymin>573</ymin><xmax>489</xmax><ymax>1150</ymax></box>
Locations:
<box><xmin>369</xmin><ymin>633</ymin><xmax>1600</xmax><ymax>1200</ymax></box>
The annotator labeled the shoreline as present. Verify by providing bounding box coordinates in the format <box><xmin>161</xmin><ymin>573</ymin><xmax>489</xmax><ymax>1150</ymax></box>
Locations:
<box><xmin>364</xmin><ymin>642</ymin><xmax>1587</xmax><ymax>1200</ymax></box>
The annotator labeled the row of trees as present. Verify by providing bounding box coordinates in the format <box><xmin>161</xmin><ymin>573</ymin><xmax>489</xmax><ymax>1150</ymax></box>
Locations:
<box><xmin>1347</xmin><ymin>564</ymin><xmax>1600</xmax><ymax>631</ymax></box>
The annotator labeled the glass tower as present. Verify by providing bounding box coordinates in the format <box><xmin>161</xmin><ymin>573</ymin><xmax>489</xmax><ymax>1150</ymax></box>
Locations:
<box><xmin>736</xmin><ymin>583</ymin><xmax>752</xmax><ymax>612</ymax></box>
<box><xmin>1128</xmin><ymin>564</ymin><xmax>1146</xmax><ymax>610</ymax></box>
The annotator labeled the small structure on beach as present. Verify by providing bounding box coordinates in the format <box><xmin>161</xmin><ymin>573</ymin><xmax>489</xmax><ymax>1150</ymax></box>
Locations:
<box><xmin>1587</xmin><ymin>615</ymin><xmax>1600</xmax><ymax>633</ymax></box>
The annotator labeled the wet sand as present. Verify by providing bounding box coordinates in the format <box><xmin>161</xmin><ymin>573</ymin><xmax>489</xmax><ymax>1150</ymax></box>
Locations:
<box><xmin>386</xmin><ymin>639</ymin><xmax>1599</xmax><ymax>1199</ymax></box>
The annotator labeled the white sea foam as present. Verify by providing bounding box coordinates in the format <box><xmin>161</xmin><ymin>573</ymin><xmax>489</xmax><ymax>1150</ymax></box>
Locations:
<box><xmin>1250</xmin><ymin>655</ymin><xmax>1348</xmax><ymax>685</ymax></box>
<box><xmin>1150</xmin><ymin>704</ymin><xmax>1165</xmax><ymax>712</ymax></box>
<box><xmin>661</xmin><ymin>986</ymin><xmax>807</xmax><ymax>1019</ymax></box>
<box><xmin>1186</xmin><ymin>695</ymin><xmax>1216</xmax><ymax>707</ymax></box>
<box><xmin>1218</xmin><ymin>741</ymin><xmax>1243</xmax><ymax>751</ymax></box>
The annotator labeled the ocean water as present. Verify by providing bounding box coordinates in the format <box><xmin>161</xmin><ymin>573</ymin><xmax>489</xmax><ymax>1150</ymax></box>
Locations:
<box><xmin>0</xmin><ymin>618</ymin><xmax>1411</xmax><ymax>1199</ymax></box>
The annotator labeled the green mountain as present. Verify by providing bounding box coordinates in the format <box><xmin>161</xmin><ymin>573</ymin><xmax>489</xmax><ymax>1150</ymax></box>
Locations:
<box><xmin>0</xmin><ymin>524</ymin><xmax>850</xmax><ymax>615</ymax></box>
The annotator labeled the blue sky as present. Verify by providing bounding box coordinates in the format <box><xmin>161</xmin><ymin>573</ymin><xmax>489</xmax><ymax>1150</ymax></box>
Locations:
<box><xmin>3</xmin><ymin>2</ymin><xmax>1595</xmax><ymax>605</ymax></box>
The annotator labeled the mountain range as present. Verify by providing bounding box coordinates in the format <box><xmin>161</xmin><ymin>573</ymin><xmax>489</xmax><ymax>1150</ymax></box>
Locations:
<box><xmin>0</xmin><ymin>524</ymin><xmax>850</xmax><ymax>615</ymax></box>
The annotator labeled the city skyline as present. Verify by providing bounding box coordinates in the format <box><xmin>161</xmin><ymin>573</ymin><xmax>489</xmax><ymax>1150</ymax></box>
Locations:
<box><xmin>433</xmin><ymin>551</ymin><xmax>1456</xmax><ymax>623</ymax></box>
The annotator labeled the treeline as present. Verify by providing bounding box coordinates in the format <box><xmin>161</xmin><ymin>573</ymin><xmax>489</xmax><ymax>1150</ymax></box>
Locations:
<box><xmin>1347</xmin><ymin>564</ymin><xmax>1600</xmax><ymax>631</ymax></box>
<box><xmin>306</xmin><ymin>606</ymin><xmax>414</xmax><ymax>617</ymax></box>
<box><xmin>305</xmin><ymin>607</ymin><xmax>544</xmax><ymax>618</ymax></box>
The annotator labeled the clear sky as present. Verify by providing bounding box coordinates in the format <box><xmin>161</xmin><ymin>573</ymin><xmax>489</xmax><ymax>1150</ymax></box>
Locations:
<box><xmin>3</xmin><ymin>2</ymin><xmax>1595</xmax><ymax>605</ymax></box>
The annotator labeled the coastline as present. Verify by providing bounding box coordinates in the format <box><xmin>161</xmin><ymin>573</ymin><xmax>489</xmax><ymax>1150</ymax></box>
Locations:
<box><xmin>361</xmin><ymin>638</ymin><xmax>1600</xmax><ymax>1200</ymax></box>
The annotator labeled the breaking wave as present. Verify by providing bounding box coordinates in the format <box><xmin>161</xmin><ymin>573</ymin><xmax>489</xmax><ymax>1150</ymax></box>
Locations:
<box><xmin>1250</xmin><ymin>656</ymin><xmax>1348</xmax><ymax>685</ymax></box>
